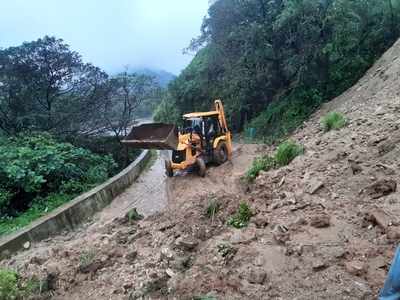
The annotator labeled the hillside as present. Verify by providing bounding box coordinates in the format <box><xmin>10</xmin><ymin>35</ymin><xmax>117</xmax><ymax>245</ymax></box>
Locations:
<box><xmin>2</xmin><ymin>39</ymin><xmax>400</xmax><ymax>299</ymax></box>
<box><xmin>132</xmin><ymin>68</ymin><xmax>176</xmax><ymax>88</ymax></box>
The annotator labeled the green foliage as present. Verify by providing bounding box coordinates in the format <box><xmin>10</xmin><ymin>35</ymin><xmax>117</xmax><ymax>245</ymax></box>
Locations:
<box><xmin>0</xmin><ymin>134</ymin><xmax>117</xmax><ymax>235</ymax></box>
<box><xmin>321</xmin><ymin>112</ymin><xmax>347</xmax><ymax>132</ymax></box>
<box><xmin>0</xmin><ymin>269</ymin><xmax>38</xmax><ymax>300</ymax></box>
<box><xmin>159</xmin><ymin>0</ymin><xmax>400</xmax><ymax>139</ymax></box>
<box><xmin>126</xmin><ymin>208</ymin><xmax>144</xmax><ymax>222</ymax></box>
<box><xmin>193</xmin><ymin>296</ymin><xmax>217</xmax><ymax>300</ymax></box>
<box><xmin>275</xmin><ymin>141</ymin><xmax>304</xmax><ymax>167</ymax></box>
<box><xmin>0</xmin><ymin>269</ymin><xmax>19</xmax><ymax>300</ymax></box>
<box><xmin>228</xmin><ymin>202</ymin><xmax>252</xmax><ymax>229</ymax></box>
<box><xmin>245</xmin><ymin>156</ymin><xmax>276</xmax><ymax>183</ymax></box>
<box><xmin>245</xmin><ymin>141</ymin><xmax>303</xmax><ymax>182</ymax></box>
<box><xmin>79</xmin><ymin>250</ymin><xmax>97</xmax><ymax>270</ymax></box>
<box><xmin>205</xmin><ymin>198</ymin><xmax>221</xmax><ymax>221</ymax></box>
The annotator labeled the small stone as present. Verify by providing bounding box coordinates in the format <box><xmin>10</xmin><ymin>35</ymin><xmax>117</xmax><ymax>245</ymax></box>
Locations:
<box><xmin>160</xmin><ymin>247</ymin><xmax>174</xmax><ymax>261</ymax></box>
<box><xmin>310</xmin><ymin>213</ymin><xmax>331</xmax><ymax>228</ymax></box>
<box><xmin>23</xmin><ymin>241</ymin><xmax>31</xmax><ymax>249</ymax></box>
<box><xmin>247</xmin><ymin>267</ymin><xmax>268</xmax><ymax>284</ymax></box>
<box><xmin>272</xmin><ymin>225</ymin><xmax>290</xmax><ymax>244</ymax></box>
<box><xmin>253</xmin><ymin>215</ymin><xmax>269</xmax><ymax>228</ymax></box>
<box><xmin>165</xmin><ymin>268</ymin><xmax>176</xmax><ymax>278</ymax></box>
<box><xmin>175</xmin><ymin>237</ymin><xmax>198</xmax><ymax>251</ymax></box>
<box><xmin>345</xmin><ymin>260</ymin><xmax>367</xmax><ymax>276</ymax></box>
<box><xmin>312</xmin><ymin>259</ymin><xmax>327</xmax><ymax>271</ymax></box>
<box><xmin>125</xmin><ymin>250</ymin><xmax>138</xmax><ymax>262</ymax></box>
<box><xmin>30</xmin><ymin>255</ymin><xmax>47</xmax><ymax>265</ymax></box>
<box><xmin>305</xmin><ymin>179</ymin><xmax>324</xmax><ymax>195</ymax></box>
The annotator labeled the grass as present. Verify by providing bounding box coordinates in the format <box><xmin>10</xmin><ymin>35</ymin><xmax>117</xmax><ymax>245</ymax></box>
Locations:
<box><xmin>193</xmin><ymin>296</ymin><xmax>218</xmax><ymax>300</ymax></box>
<box><xmin>321</xmin><ymin>112</ymin><xmax>347</xmax><ymax>132</ymax></box>
<box><xmin>205</xmin><ymin>198</ymin><xmax>220</xmax><ymax>222</ymax></box>
<box><xmin>0</xmin><ymin>193</ymin><xmax>75</xmax><ymax>236</ymax></box>
<box><xmin>79</xmin><ymin>250</ymin><xmax>97</xmax><ymax>270</ymax></box>
<box><xmin>244</xmin><ymin>140</ymin><xmax>303</xmax><ymax>182</ymax></box>
<box><xmin>228</xmin><ymin>202</ymin><xmax>252</xmax><ymax>229</ymax></box>
<box><xmin>275</xmin><ymin>140</ymin><xmax>304</xmax><ymax>167</ymax></box>
<box><xmin>0</xmin><ymin>268</ymin><xmax>39</xmax><ymax>300</ymax></box>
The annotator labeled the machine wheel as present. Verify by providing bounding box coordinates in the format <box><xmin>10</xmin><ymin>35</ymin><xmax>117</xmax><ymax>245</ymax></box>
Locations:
<box><xmin>196</xmin><ymin>157</ymin><xmax>206</xmax><ymax>177</ymax></box>
<box><xmin>164</xmin><ymin>160</ymin><xmax>173</xmax><ymax>177</ymax></box>
<box><xmin>214</xmin><ymin>142</ymin><xmax>228</xmax><ymax>165</ymax></box>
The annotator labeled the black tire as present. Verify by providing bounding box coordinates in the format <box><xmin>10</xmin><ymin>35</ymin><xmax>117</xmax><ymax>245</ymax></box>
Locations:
<box><xmin>165</xmin><ymin>160</ymin><xmax>173</xmax><ymax>177</ymax></box>
<box><xmin>196</xmin><ymin>157</ymin><xmax>206</xmax><ymax>177</ymax></box>
<box><xmin>214</xmin><ymin>142</ymin><xmax>228</xmax><ymax>165</ymax></box>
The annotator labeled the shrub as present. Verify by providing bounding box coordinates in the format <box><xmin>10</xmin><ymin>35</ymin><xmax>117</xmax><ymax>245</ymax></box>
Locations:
<box><xmin>321</xmin><ymin>112</ymin><xmax>346</xmax><ymax>132</ymax></box>
<box><xmin>274</xmin><ymin>140</ymin><xmax>304</xmax><ymax>167</ymax></box>
<box><xmin>244</xmin><ymin>141</ymin><xmax>303</xmax><ymax>183</ymax></box>
<box><xmin>244</xmin><ymin>155</ymin><xmax>276</xmax><ymax>182</ymax></box>
<box><xmin>228</xmin><ymin>202</ymin><xmax>252</xmax><ymax>229</ymax></box>
<box><xmin>0</xmin><ymin>134</ymin><xmax>117</xmax><ymax>215</ymax></box>
<box><xmin>205</xmin><ymin>198</ymin><xmax>220</xmax><ymax>222</ymax></box>
<box><xmin>0</xmin><ymin>269</ymin><xmax>19</xmax><ymax>300</ymax></box>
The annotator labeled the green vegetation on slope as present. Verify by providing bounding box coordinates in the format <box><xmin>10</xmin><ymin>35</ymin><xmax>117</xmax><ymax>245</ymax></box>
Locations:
<box><xmin>245</xmin><ymin>140</ymin><xmax>303</xmax><ymax>182</ymax></box>
<box><xmin>155</xmin><ymin>0</ymin><xmax>400</xmax><ymax>142</ymax></box>
<box><xmin>321</xmin><ymin>112</ymin><xmax>347</xmax><ymax>132</ymax></box>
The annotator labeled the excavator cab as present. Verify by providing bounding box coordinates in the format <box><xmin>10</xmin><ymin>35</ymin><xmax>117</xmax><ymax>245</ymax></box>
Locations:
<box><xmin>122</xmin><ymin>100</ymin><xmax>232</xmax><ymax>177</ymax></box>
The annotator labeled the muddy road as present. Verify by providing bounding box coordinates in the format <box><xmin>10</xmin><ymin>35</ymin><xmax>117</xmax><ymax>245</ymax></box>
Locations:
<box><xmin>0</xmin><ymin>144</ymin><xmax>260</xmax><ymax>300</ymax></box>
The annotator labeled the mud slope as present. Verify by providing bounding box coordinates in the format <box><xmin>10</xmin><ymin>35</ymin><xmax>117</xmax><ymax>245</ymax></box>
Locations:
<box><xmin>3</xmin><ymin>38</ymin><xmax>400</xmax><ymax>299</ymax></box>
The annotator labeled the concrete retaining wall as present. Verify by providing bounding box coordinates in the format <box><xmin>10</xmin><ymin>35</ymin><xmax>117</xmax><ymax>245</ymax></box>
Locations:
<box><xmin>0</xmin><ymin>150</ymin><xmax>151</xmax><ymax>254</ymax></box>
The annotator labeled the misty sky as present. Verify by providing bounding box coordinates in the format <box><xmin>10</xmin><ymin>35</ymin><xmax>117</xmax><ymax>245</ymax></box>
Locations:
<box><xmin>0</xmin><ymin>0</ymin><xmax>210</xmax><ymax>74</ymax></box>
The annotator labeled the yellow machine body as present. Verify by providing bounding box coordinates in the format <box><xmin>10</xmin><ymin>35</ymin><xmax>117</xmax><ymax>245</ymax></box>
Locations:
<box><xmin>123</xmin><ymin>99</ymin><xmax>233</xmax><ymax>177</ymax></box>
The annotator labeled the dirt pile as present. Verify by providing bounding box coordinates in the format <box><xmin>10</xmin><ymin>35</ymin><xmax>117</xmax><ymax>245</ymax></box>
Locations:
<box><xmin>3</xmin><ymin>39</ymin><xmax>400</xmax><ymax>299</ymax></box>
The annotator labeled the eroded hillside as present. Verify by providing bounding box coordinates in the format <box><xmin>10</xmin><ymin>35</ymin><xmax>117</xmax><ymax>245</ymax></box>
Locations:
<box><xmin>3</xmin><ymin>39</ymin><xmax>400</xmax><ymax>299</ymax></box>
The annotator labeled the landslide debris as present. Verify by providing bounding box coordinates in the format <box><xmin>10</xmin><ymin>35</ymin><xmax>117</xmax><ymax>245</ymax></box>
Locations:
<box><xmin>3</xmin><ymin>39</ymin><xmax>400</xmax><ymax>299</ymax></box>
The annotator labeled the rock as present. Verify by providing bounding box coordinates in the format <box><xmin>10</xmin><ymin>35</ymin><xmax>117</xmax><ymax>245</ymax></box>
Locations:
<box><xmin>175</xmin><ymin>237</ymin><xmax>199</xmax><ymax>251</ymax></box>
<box><xmin>170</xmin><ymin>255</ymin><xmax>191</xmax><ymax>271</ymax></box>
<box><xmin>160</xmin><ymin>247</ymin><xmax>174</xmax><ymax>261</ymax></box>
<box><xmin>363</xmin><ymin>179</ymin><xmax>397</xmax><ymax>199</ymax></box>
<box><xmin>23</xmin><ymin>241</ymin><xmax>31</xmax><ymax>250</ymax></box>
<box><xmin>348</xmin><ymin>160</ymin><xmax>362</xmax><ymax>175</ymax></box>
<box><xmin>309</xmin><ymin>213</ymin><xmax>331</xmax><ymax>228</ymax></box>
<box><xmin>272</xmin><ymin>225</ymin><xmax>290</xmax><ymax>244</ymax></box>
<box><xmin>246</xmin><ymin>267</ymin><xmax>268</xmax><ymax>284</ymax></box>
<box><xmin>305</xmin><ymin>179</ymin><xmax>324</xmax><ymax>195</ymax></box>
<box><xmin>30</xmin><ymin>255</ymin><xmax>47</xmax><ymax>265</ymax></box>
<box><xmin>312</xmin><ymin>259</ymin><xmax>327</xmax><ymax>271</ymax></box>
<box><xmin>387</xmin><ymin>227</ymin><xmax>400</xmax><ymax>241</ymax></box>
<box><xmin>253</xmin><ymin>215</ymin><xmax>269</xmax><ymax>228</ymax></box>
<box><xmin>43</xmin><ymin>263</ymin><xmax>60</xmax><ymax>290</ymax></box>
<box><xmin>165</xmin><ymin>268</ymin><xmax>176</xmax><ymax>278</ymax></box>
<box><xmin>125</xmin><ymin>250</ymin><xmax>138</xmax><ymax>262</ymax></box>
<box><xmin>345</xmin><ymin>260</ymin><xmax>367</xmax><ymax>277</ymax></box>
<box><xmin>366</xmin><ymin>208</ymin><xmax>393</xmax><ymax>232</ymax></box>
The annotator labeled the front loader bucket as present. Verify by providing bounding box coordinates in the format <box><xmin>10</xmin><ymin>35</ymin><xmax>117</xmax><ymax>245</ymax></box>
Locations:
<box><xmin>122</xmin><ymin>123</ymin><xmax>178</xmax><ymax>150</ymax></box>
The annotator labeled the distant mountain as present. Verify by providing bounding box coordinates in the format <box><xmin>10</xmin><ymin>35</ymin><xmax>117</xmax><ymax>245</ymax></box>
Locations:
<box><xmin>131</xmin><ymin>68</ymin><xmax>176</xmax><ymax>88</ymax></box>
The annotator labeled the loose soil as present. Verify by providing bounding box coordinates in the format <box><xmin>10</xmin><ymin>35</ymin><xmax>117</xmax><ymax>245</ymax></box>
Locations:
<box><xmin>3</xmin><ymin>39</ymin><xmax>400</xmax><ymax>299</ymax></box>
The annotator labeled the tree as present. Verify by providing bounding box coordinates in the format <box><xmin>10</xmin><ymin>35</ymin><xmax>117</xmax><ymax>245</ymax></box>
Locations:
<box><xmin>0</xmin><ymin>36</ymin><xmax>109</xmax><ymax>135</ymax></box>
<box><xmin>100</xmin><ymin>71</ymin><xmax>157</xmax><ymax>141</ymax></box>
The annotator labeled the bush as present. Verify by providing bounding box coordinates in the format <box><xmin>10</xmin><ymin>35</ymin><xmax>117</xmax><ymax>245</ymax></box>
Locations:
<box><xmin>275</xmin><ymin>140</ymin><xmax>304</xmax><ymax>167</ymax></box>
<box><xmin>228</xmin><ymin>202</ymin><xmax>252</xmax><ymax>229</ymax></box>
<box><xmin>321</xmin><ymin>112</ymin><xmax>347</xmax><ymax>132</ymax></box>
<box><xmin>0</xmin><ymin>269</ymin><xmax>19</xmax><ymax>300</ymax></box>
<box><xmin>0</xmin><ymin>134</ymin><xmax>117</xmax><ymax>235</ymax></box>
<box><xmin>244</xmin><ymin>141</ymin><xmax>303</xmax><ymax>183</ymax></box>
<box><xmin>244</xmin><ymin>156</ymin><xmax>276</xmax><ymax>182</ymax></box>
<box><xmin>205</xmin><ymin>198</ymin><xmax>220</xmax><ymax>221</ymax></box>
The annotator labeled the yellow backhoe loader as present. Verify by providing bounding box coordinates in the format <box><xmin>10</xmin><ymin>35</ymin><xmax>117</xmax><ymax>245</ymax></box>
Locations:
<box><xmin>122</xmin><ymin>100</ymin><xmax>232</xmax><ymax>177</ymax></box>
